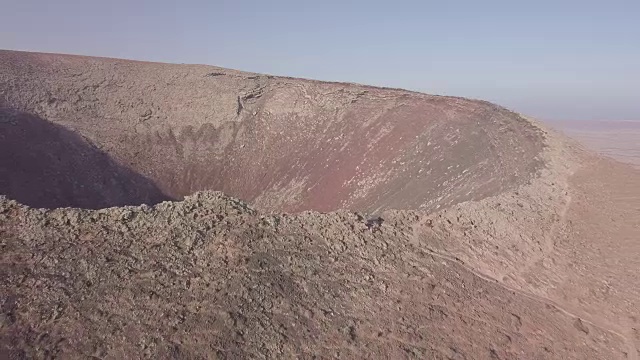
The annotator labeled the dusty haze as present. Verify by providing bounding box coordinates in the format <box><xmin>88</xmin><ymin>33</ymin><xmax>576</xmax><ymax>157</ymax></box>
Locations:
<box><xmin>548</xmin><ymin>119</ymin><xmax>640</xmax><ymax>168</ymax></box>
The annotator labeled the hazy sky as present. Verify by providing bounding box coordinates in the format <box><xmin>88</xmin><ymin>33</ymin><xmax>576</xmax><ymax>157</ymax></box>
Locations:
<box><xmin>1</xmin><ymin>0</ymin><xmax>639</xmax><ymax>120</ymax></box>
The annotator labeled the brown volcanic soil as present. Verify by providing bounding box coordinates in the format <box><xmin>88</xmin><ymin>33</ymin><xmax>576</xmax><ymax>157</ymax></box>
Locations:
<box><xmin>1</xmin><ymin>50</ymin><xmax>639</xmax><ymax>359</ymax></box>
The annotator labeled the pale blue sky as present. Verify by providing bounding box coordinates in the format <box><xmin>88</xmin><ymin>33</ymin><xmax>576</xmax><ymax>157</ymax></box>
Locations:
<box><xmin>1</xmin><ymin>0</ymin><xmax>639</xmax><ymax>120</ymax></box>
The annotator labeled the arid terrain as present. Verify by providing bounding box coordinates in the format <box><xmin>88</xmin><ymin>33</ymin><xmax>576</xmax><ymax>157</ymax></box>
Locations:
<box><xmin>1</xmin><ymin>50</ymin><xmax>639</xmax><ymax>359</ymax></box>
<box><xmin>548</xmin><ymin>119</ymin><xmax>640</xmax><ymax>168</ymax></box>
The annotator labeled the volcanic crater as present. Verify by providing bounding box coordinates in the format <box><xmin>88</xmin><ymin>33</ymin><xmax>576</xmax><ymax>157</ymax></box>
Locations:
<box><xmin>1</xmin><ymin>50</ymin><xmax>543</xmax><ymax>213</ymax></box>
<box><xmin>3</xmin><ymin>50</ymin><xmax>639</xmax><ymax>359</ymax></box>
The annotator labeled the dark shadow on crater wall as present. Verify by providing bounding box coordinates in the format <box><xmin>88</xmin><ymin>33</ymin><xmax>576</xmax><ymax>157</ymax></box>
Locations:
<box><xmin>0</xmin><ymin>109</ymin><xmax>172</xmax><ymax>209</ymax></box>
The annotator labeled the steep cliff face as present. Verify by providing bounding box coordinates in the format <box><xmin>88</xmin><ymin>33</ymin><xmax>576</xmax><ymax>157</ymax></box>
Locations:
<box><xmin>0</xmin><ymin>50</ymin><xmax>543</xmax><ymax>212</ymax></box>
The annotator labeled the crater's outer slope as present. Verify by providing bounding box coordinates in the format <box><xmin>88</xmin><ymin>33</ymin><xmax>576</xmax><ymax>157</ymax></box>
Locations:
<box><xmin>0</xmin><ymin>193</ymin><xmax>627</xmax><ymax>359</ymax></box>
<box><xmin>0</xmin><ymin>50</ymin><xmax>543</xmax><ymax>212</ymax></box>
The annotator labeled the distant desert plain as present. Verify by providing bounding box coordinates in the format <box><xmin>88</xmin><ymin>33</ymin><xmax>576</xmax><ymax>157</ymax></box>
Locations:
<box><xmin>548</xmin><ymin>119</ymin><xmax>640</xmax><ymax>168</ymax></box>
